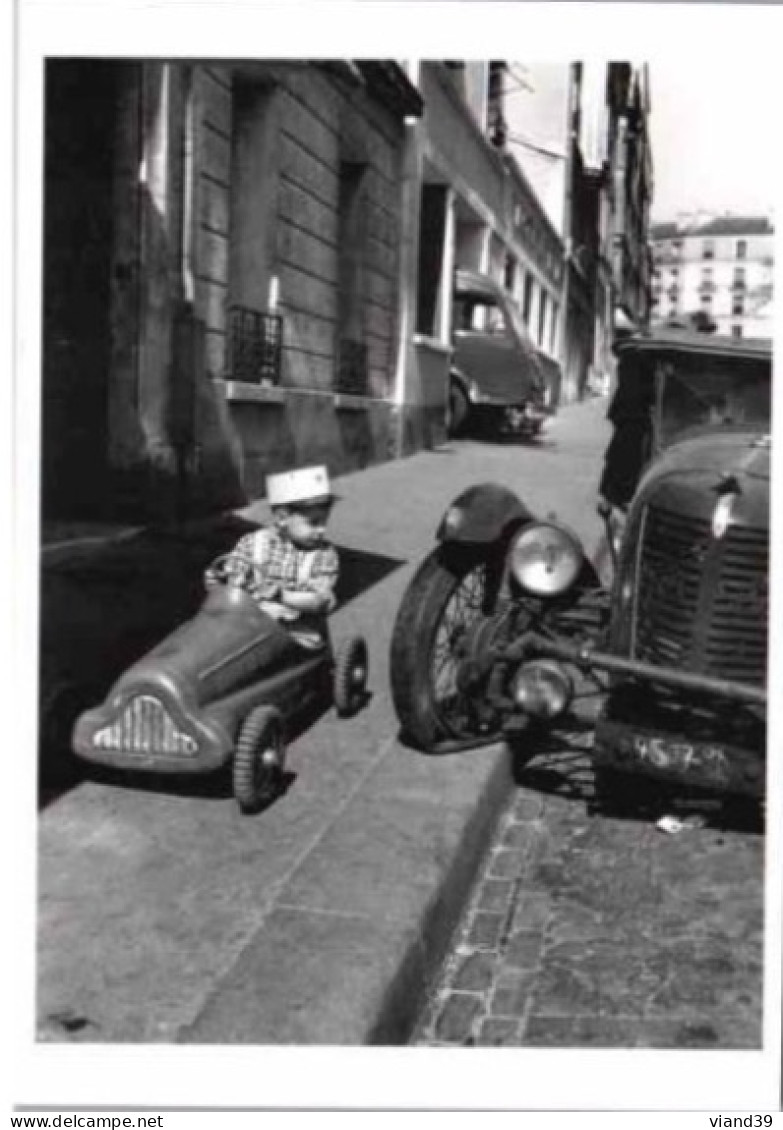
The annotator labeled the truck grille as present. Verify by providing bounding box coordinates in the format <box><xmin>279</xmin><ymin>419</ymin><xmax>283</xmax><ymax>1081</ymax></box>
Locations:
<box><xmin>634</xmin><ymin>505</ymin><xmax>768</xmax><ymax>686</ymax></box>
<box><xmin>92</xmin><ymin>694</ymin><xmax>198</xmax><ymax>757</ymax></box>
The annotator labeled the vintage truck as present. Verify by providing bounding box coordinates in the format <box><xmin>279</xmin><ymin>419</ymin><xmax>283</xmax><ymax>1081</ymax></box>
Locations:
<box><xmin>391</xmin><ymin>326</ymin><xmax>770</xmax><ymax>799</ymax></box>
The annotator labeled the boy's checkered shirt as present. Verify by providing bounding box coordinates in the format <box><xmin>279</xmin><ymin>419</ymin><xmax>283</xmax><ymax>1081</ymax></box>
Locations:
<box><xmin>220</xmin><ymin>527</ymin><xmax>339</xmax><ymax>609</ymax></box>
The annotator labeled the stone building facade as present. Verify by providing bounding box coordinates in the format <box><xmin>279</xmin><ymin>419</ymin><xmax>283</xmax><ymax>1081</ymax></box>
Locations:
<box><xmin>395</xmin><ymin>61</ymin><xmax>565</xmax><ymax>450</ymax></box>
<box><xmin>42</xmin><ymin>57</ymin><xmax>647</xmax><ymax>528</ymax></box>
<box><xmin>42</xmin><ymin>59</ymin><xmax>421</xmax><ymax>523</ymax></box>
<box><xmin>504</xmin><ymin>61</ymin><xmax>654</xmax><ymax>402</ymax></box>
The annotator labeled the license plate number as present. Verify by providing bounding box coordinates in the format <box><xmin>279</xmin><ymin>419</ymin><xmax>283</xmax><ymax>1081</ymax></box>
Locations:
<box><xmin>631</xmin><ymin>734</ymin><xmax>730</xmax><ymax>784</ymax></box>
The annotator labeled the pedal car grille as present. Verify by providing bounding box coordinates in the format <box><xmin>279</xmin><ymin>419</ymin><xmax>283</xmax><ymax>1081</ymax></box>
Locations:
<box><xmin>634</xmin><ymin>505</ymin><xmax>768</xmax><ymax>685</ymax></box>
<box><xmin>92</xmin><ymin>694</ymin><xmax>198</xmax><ymax>757</ymax></box>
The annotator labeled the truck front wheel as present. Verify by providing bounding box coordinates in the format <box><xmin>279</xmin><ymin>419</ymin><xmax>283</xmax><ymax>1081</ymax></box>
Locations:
<box><xmin>390</xmin><ymin>545</ymin><xmax>505</xmax><ymax>751</ymax></box>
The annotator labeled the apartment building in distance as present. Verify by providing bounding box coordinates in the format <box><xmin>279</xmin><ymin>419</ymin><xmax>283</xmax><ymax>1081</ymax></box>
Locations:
<box><xmin>650</xmin><ymin>214</ymin><xmax>774</xmax><ymax>339</ymax></box>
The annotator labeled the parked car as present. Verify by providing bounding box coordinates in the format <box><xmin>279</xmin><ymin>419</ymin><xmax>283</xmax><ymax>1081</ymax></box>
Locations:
<box><xmin>72</xmin><ymin>554</ymin><xmax>368</xmax><ymax>813</ymax></box>
<box><xmin>448</xmin><ymin>268</ymin><xmax>560</xmax><ymax>438</ymax></box>
<box><xmin>390</xmin><ymin>326</ymin><xmax>770</xmax><ymax>800</ymax></box>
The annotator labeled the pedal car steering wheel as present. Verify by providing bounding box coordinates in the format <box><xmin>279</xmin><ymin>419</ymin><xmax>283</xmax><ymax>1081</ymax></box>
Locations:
<box><xmin>206</xmin><ymin>553</ymin><xmax>278</xmax><ymax>599</ymax></box>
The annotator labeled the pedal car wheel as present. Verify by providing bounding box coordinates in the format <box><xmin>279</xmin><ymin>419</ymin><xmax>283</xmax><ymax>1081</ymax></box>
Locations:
<box><xmin>233</xmin><ymin>706</ymin><xmax>285</xmax><ymax>815</ymax></box>
<box><xmin>390</xmin><ymin>545</ymin><xmax>505</xmax><ymax>751</ymax></box>
<box><xmin>334</xmin><ymin>636</ymin><xmax>368</xmax><ymax>717</ymax></box>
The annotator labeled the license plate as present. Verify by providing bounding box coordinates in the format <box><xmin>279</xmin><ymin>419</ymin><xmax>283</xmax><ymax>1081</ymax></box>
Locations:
<box><xmin>596</xmin><ymin>719</ymin><xmax>735</xmax><ymax>787</ymax></box>
<box><xmin>630</xmin><ymin>734</ymin><xmax>731</xmax><ymax>785</ymax></box>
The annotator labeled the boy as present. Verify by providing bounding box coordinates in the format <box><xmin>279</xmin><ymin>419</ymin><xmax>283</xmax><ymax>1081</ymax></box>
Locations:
<box><xmin>205</xmin><ymin>465</ymin><xmax>339</xmax><ymax>651</ymax></box>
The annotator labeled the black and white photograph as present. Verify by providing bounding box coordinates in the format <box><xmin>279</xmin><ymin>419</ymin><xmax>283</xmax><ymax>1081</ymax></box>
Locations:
<box><xmin>10</xmin><ymin>0</ymin><xmax>783</xmax><ymax>1116</ymax></box>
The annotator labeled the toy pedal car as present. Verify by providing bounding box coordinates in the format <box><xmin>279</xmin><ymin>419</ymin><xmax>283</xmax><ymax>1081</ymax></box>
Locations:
<box><xmin>72</xmin><ymin>554</ymin><xmax>368</xmax><ymax>813</ymax></box>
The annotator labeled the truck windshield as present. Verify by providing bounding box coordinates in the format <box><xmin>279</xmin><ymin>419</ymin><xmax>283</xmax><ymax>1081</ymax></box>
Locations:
<box><xmin>656</xmin><ymin>355</ymin><xmax>771</xmax><ymax>446</ymax></box>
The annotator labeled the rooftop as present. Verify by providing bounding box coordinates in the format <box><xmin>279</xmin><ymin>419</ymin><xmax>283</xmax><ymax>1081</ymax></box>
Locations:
<box><xmin>651</xmin><ymin>214</ymin><xmax>774</xmax><ymax>240</ymax></box>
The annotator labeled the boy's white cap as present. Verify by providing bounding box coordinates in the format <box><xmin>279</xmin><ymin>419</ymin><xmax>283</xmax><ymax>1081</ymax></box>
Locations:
<box><xmin>266</xmin><ymin>465</ymin><xmax>332</xmax><ymax>508</ymax></box>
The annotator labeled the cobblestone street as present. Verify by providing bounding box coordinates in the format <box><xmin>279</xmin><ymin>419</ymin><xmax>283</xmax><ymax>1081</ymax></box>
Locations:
<box><xmin>413</xmin><ymin>735</ymin><xmax>764</xmax><ymax>1049</ymax></box>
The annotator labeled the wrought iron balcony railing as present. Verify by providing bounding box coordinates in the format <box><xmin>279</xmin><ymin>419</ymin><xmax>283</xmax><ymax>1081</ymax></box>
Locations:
<box><xmin>227</xmin><ymin>305</ymin><xmax>283</xmax><ymax>385</ymax></box>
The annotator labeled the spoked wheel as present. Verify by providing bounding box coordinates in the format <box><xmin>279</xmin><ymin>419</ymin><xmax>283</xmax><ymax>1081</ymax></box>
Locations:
<box><xmin>334</xmin><ymin>636</ymin><xmax>368</xmax><ymax>717</ymax></box>
<box><xmin>233</xmin><ymin>705</ymin><xmax>286</xmax><ymax>815</ymax></box>
<box><xmin>390</xmin><ymin>545</ymin><xmax>506</xmax><ymax>751</ymax></box>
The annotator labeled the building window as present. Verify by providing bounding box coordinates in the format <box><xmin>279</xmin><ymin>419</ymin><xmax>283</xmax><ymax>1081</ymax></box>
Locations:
<box><xmin>732</xmin><ymin>325</ymin><xmax>743</xmax><ymax>339</ymax></box>
<box><xmin>549</xmin><ymin>302</ymin><xmax>558</xmax><ymax>353</ymax></box>
<box><xmin>736</xmin><ymin>239</ymin><xmax>747</xmax><ymax>260</ymax></box>
<box><xmin>702</xmin><ymin>239</ymin><xmax>715</xmax><ymax>259</ymax></box>
<box><xmin>504</xmin><ymin>253</ymin><xmax>517</xmax><ymax>294</ymax></box>
<box><xmin>336</xmin><ymin>159</ymin><xmax>369</xmax><ymax>395</ymax></box>
<box><xmin>671</xmin><ymin>239</ymin><xmax>682</xmax><ymax>255</ymax></box>
<box><xmin>228</xmin><ymin>78</ymin><xmax>281</xmax><ymax>381</ymax></box>
<box><xmin>538</xmin><ymin>291</ymin><xmax>548</xmax><ymax>347</ymax></box>
<box><xmin>415</xmin><ymin>183</ymin><xmax>448</xmax><ymax>338</ymax></box>
<box><xmin>732</xmin><ymin>297</ymin><xmax>745</xmax><ymax>317</ymax></box>
<box><xmin>733</xmin><ymin>267</ymin><xmax>746</xmax><ymax>292</ymax></box>
<box><xmin>522</xmin><ymin>272</ymin><xmax>534</xmax><ymax>326</ymax></box>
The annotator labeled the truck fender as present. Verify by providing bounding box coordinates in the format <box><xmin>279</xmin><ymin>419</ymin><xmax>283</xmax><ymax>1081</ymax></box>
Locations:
<box><xmin>436</xmin><ymin>483</ymin><xmax>533</xmax><ymax>544</ymax></box>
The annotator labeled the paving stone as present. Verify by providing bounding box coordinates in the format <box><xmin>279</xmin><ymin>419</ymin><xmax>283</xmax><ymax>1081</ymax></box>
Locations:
<box><xmin>533</xmin><ymin>955</ymin><xmax>661</xmax><ymax>1019</ymax></box>
<box><xmin>476</xmin><ymin>877</ymin><xmax>515</xmax><ymax>914</ymax></box>
<box><xmin>523</xmin><ymin>1014</ymin><xmax>645</xmax><ymax>1047</ymax></box>
<box><xmin>504</xmin><ymin>929</ymin><xmax>545</xmax><ymax>969</ymax></box>
<box><xmin>636</xmin><ymin>1015</ymin><xmax>762</xmax><ymax>1049</ymax></box>
<box><xmin>524</xmin><ymin>1012</ymin><xmax>760</xmax><ymax>1049</ymax></box>
<box><xmin>432</xmin><ymin>992</ymin><xmax>484</xmax><ymax>1044</ymax></box>
<box><xmin>508</xmin><ymin>893</ymin><xmax>553</xmax><ymax>934</ymax></box>
<box><xmin>416</xmin><ymin>719</ymin><xmax>763</xmax><ymax>1052</ymax></box>
<box><xmin>465</xmin><ymin>911</ymin><xmax>505</xmax><ymax>949</ymax></box>
<box><xmin>490</xmin><ymin>969</ymin><xmax>537</xmax><ymax>1017</ymax></box>
<box><xmin>488</xmin><ymin>848</ymin><xmax>524</xmax><ymax>879</ymax></box>
<box><xmin>510</xmin><ymin>792</ymin><xmax>546</xmax><ymax>820</ymax></box>
<box><xmin>452</xmin><ymin>951</ymin><xmax>496</xmax><ymax>992</ymax></box>
<box><xmin>476</xmin><ymin>1017</ymin><xmax>521</xmax><ymax>1046</ymax></box>
<box><xmin>500</xmin><ymin>822</ymin><xmax>539</xmax><ymax>851</ymax></box>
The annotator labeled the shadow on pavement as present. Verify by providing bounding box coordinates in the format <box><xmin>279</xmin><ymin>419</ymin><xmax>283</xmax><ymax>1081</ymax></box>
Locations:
<box><xmin>38</xmin><ymin>522</ymin><xmax>402</xmax><ymax>810</ymax></box>
<box><xmin>509</xmin><ymin>723</ymin><xmax>764</xmax><ymax>836</ymax></box>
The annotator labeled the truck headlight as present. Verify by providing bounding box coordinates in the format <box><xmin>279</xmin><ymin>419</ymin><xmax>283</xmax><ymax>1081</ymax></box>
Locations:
<box><xmin>509</xmin><ymin>522</ymin><xmax>583</xmax><ymax>596</ymax></box>
<box><xmin>512</xmin><ymin>660</ymin><xmax>573</xmax><ymax>718</ymax></box>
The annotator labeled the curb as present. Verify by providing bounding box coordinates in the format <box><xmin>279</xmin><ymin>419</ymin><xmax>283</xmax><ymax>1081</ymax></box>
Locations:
<box><xmin>179</xmin><ymin>739</ymin><xmax>515</xmax><ymax>1045</ymax></box>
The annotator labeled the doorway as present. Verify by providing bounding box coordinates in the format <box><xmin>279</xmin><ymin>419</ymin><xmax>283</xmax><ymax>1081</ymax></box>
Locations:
<box><xmin>42</xmin><ymin>60</ymin><xmax>117</xmax><ymax>520</ymax></box>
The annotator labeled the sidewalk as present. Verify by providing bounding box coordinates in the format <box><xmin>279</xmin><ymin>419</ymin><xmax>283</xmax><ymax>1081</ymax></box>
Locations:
<box><xmin>37</xmin><ymin>398</ymin><xmax>613</xmax><ymax>1046</ymax></box>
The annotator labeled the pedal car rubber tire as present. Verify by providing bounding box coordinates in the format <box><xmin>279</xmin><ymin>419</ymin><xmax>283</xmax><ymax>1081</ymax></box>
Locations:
<box><xmin>334</xmin><ymin>636</ymin><xmax>368</xmax><ymax>717</ymax></box>
<box><xmin>233</xmin><ymin>706</ymin><xmax>285</xmax><ymax>815</ymax></box>
<box><xmin>390</xmin><ymin>544</ymin><xmax>504</xmax><ymax>752</ymax></box>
